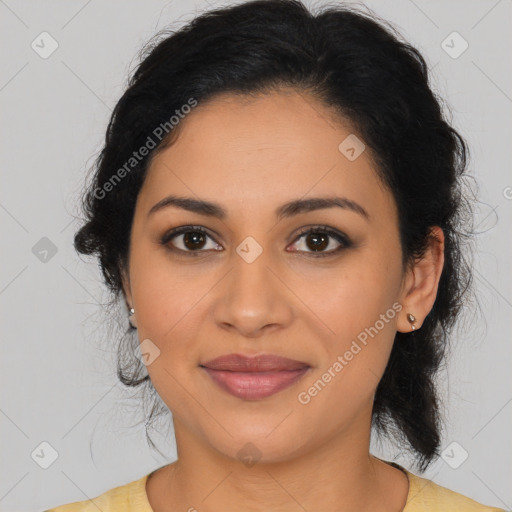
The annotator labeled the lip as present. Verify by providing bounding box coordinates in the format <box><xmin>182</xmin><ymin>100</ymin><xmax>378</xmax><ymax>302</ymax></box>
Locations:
<box><xmin>201</xmin><ymin>353</ymin><xmax>310</xmax><ymax>372</ymax></box>
<box><xmin>200</xmin><ymin>354</ymin><xmax>311</xmax><ymax>400</ymax></box>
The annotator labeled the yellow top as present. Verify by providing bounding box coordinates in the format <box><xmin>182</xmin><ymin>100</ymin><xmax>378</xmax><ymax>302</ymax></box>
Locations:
<box><xmin>45</xmin><ymin>466</ymin><xmax>506</xmax><ymax>511</ymax></box>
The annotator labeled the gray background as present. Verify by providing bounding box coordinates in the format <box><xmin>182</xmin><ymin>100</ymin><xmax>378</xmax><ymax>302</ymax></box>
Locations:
<box><xmin>0</xmin><ymin>0</ymin><xmax>510</xmax><ymax>510</ymax></box>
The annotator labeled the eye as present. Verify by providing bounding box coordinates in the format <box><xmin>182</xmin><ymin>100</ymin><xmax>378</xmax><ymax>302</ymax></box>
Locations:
<box><xmin>288</xmin><ymin>225</ymin><xmax>352</xmax><ymax>257</ymax></box>
<box><xmin>161</xmin><ymin>226</ymin><xmax>222</xmax><ymax>255</ymax></box>
<box><xmin>160</xmin><ymin>224</ymin><xmax>352</xmax><ymax>258</ymax></box>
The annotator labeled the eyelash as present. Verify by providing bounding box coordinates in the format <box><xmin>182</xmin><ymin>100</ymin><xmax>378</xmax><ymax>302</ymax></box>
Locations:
<box><xmin>160</xmin><ymin>225</ymin><xmax>352</xmax><ymax>258</ymax></box>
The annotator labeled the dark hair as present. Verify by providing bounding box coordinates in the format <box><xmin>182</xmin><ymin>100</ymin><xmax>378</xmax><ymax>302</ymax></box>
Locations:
<box><xmin>74</xmin><ymin>0</ymin><xmax>473</xmax><ymax>470</ymax></box>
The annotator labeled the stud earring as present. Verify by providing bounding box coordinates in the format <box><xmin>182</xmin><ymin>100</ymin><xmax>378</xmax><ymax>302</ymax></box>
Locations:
<box><xmin>407</xmin><ymin>313</ymin><xmax>416</xmax><ymax>331</ymax></box>
<box><xmin>128</xmin><ymin>307</ymin><xmax>137</xmax><ymax>329</ymax></box>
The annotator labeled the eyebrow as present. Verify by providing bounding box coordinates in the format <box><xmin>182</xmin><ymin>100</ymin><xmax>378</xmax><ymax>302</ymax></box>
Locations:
<box><xmin>148</xmin><ymin>194</ymin><xmax>369</xmax><ymax>221</ymax></box>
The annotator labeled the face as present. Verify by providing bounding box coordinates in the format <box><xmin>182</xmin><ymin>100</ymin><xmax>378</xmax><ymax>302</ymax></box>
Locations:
<box><xmin>124</xmin><ymin>89</ymin><xmax>412</xmax><ymax>464</ymax></box>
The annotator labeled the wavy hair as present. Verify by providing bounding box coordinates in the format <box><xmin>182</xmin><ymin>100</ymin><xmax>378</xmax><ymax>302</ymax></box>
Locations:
<box><xmin>74</xmin><ymin>0</ymin><xmax>474</xmax><ymax>470</ymax></box>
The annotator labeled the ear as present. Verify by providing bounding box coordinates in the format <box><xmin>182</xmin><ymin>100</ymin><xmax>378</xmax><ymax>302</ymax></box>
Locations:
<box><xmin>397</xmin><ymin>226</ymin><xmax>445</xmax><ymax>333</ymax></box>
<box><xmin>121</xmin><ymin>265</ymin><xmax>138</xmax><ymax>328</ymax></box>
<box><xmin>120</xmin><ymin>265</ymin><xmax>133</xmax><ymax>310</ymax></box>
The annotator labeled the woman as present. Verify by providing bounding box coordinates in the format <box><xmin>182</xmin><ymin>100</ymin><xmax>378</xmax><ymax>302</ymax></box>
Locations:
<box><xmin>45</xmin><ymin>0</ymin><xmax>505</xmax><ymax>510</ymax></box>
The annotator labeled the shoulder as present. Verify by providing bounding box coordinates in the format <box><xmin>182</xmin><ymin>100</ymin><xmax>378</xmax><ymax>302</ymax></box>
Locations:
<box><xmin>44</xmin><ymin>473</ymin><xmax>152</xmax><ymax>512</ymax></box>
<box><xmin>405</xmin><ymin>470</ymin><xmax>506</xmax><ymax>512</ymax></box>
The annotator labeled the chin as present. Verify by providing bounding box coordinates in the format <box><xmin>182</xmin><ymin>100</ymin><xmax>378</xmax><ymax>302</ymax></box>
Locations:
<box><xmin>197</xmin><ymin>418</ymin><xmax>312</xmax><ymax>467</ymax></box>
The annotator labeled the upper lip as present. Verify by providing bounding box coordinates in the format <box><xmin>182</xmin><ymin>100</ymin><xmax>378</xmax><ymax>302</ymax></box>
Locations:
<box><xmin>200</xmin><ymin>353</ymin><xmax>310</xmax><ymax>372</ymax></box>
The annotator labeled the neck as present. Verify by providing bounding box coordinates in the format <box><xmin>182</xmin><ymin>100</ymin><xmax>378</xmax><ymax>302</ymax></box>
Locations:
<box><xmin>147</xmin><ymin>415</ymin><xmax>409</xmax><ymax>512</ymax></box>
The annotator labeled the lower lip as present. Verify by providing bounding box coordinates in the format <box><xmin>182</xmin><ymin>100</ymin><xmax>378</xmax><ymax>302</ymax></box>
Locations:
<box><xmin>201</xmin><ymin>367</ymin><xmax>310</xmax><ymax>400</ymax></box>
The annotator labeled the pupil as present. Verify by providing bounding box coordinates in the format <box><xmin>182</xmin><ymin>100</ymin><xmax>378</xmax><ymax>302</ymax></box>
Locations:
<box><xmin>184</xmin><ymin>231</ymin><xmax>205</xmax><ymax>250</ymax></box>
<box><xmin>307</xmin><ymin>233</ymin><xmax>328</xmax><ymax>251</ymax></box>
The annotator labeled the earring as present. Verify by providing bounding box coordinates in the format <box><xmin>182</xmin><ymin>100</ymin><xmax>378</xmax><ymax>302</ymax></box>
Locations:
<box><xmin>407</xmin><ymin>313</ymin><xmax>416</xmax><ymax>331</ymax></box>
<box><xmin>128</xmin><ymin>307</ymin><xmax>137</xmax><ymax>329</ymax></box>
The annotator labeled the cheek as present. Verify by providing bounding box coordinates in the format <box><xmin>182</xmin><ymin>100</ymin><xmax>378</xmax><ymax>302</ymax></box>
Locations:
<box><xmin>294</xmin><ymin>273</ymin><xmax>401</xmax><ymax>428</ymax></box>
<box><xmin>128</xmin><ymin>254</ymin><xmax>208</xmax><ymax>413</ymax></box>
<box><xmin>129</xmin><ymin>243</ymin><xmax>211</xmax><ymax>339</ymax></box>
<box><xmin>304</xmin><ymin>252</ymin><xmax>402</xmax><ymax>389</ymax></box>
<box><xmin>312</xmin><ymin>262</ymin><xmax>400</xmax><ymax>341</ymax></box>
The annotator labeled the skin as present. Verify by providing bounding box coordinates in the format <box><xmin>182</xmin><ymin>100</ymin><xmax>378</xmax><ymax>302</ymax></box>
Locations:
<box><xmin>122</xmin><ymin>88</ymin><xmax>445</xmax><ymax>512</ymax></box>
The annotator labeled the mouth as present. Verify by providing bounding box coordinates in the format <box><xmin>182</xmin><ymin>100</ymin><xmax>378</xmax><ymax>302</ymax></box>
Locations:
<box><xmin>200</xmin><ymin>353</ymin><xmax>311</xmax><ymax>400</ymax></box>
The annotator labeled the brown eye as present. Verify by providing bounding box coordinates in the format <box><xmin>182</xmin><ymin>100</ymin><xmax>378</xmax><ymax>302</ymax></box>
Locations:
<box><xmin>289</xmin><ymin>226</ymin><xmax>352</xmax><ymax>257</ymax></box>
<box><xmin>183</xmin><ymin>231</ymin><xmax>207</xmax><ymax>250</ymax></box>
<box><xmin>305</xmin><ymin>232</ymin><xmax>329</xmax><ymax>252</ymax></box>
<box><xmin>161</xmin><ymin>226</ymin><xmax>222</xmax><ymax>254</ymax></box>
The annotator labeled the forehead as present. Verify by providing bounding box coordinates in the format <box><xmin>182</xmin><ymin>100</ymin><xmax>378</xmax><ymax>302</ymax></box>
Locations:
<box><xmin>139</xmin><ymin>89</ymin><xmax>395</xmax><ymax>222</ymax></box>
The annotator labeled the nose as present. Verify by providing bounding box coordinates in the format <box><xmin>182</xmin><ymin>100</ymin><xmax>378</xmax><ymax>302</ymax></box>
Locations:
<box><xmin>212</xmin><ymin>247</ymin><xmax>294</xmax><ymax>338</ymax></box>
